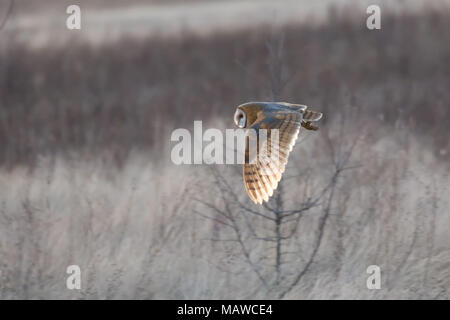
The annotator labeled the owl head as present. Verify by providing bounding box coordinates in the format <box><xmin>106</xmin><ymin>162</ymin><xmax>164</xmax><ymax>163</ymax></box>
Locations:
<box><xmin>234</xmin><ymin>102</ymin><xmax>265</xmax><ymax>128</ymax></box>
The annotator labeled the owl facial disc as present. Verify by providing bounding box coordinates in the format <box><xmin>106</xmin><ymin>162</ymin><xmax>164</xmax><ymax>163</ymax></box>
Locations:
<box><xmin>234</xmin><ymin>108</ymin><xmax>246</xmax><ymax>128</ymax></box>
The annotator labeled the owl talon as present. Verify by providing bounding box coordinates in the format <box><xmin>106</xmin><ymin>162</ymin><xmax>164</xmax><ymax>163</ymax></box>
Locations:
<box><xmin>302</xmin><ymin>121</ymin><xmax>319</xmax><ymax>131</ymax></box>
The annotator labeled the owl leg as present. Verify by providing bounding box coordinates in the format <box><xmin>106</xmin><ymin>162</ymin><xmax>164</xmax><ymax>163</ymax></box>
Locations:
<box><xmin>301</xmin><ymin>121</ymin><xmax>319</xmax><ymax>131</ymax></box>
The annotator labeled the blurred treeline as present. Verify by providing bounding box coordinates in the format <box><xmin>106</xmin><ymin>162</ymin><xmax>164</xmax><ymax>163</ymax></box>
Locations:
<box><xmin>0</xmin><ymin>9</ymin><xmax>449</xmax><ymax>168</ymax></box>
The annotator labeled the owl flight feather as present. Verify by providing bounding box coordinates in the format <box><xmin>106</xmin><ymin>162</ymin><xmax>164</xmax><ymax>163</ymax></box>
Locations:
<box><xmin>233</xmin><ymin>102</ymin><xmax>323</xmax><ymax>204</ymax></box>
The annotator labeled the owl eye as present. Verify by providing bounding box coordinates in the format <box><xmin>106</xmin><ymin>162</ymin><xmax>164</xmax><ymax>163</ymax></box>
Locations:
<box><xmin>234</xmin><ymin>109</ymin><xmax>246</xmax><ymax>128</ymax></box>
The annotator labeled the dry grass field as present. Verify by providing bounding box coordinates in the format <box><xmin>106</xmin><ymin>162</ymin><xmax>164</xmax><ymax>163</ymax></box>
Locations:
<box><xmin>0</xmin><ymin>2</ymin><xmax>449</xmax><ymax>299</ymax></box>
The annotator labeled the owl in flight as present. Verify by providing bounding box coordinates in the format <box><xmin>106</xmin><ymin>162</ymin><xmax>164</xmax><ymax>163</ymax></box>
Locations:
<box><xmin>233</xmin><ymin>102</ymin><xmax>323</xmax><ymax>204</ymax></box>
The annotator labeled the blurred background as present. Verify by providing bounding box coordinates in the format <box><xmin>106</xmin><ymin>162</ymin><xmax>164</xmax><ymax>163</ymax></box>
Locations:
<box><xmin>0</xmin><ymin>0</ymin><xmax>449</xmax><ymax>299</ymax></box>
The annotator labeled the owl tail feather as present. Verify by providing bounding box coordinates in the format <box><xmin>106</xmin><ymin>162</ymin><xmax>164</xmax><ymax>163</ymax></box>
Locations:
<box><xmin>301</xmin><ymin>109</ymin><xmax>322</xmax><ymax>131</ymax></box>
<box><xmin>302</xmin><ymin>109</ymin><xmax>323</xmax><ymax>121</ymax></box>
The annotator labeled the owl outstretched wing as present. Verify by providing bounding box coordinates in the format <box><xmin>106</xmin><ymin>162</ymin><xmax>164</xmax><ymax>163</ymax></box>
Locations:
<box><xmin>243</xmin><ymin>110</ymin><xmax>302</xmax><ymax>204</ymax></box>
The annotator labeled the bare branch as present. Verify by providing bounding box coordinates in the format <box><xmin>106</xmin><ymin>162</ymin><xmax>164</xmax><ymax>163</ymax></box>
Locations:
<box><xmin>0</xmin><ymin>0</ymin><xmax>14</xmax><ymax>31</ymax></box>
<box><xmin>278</xmin><ymin>133</ymin><xmax>360</xmax><ymax>298</ymax></box>
<box><xmin>193</xmin><ymin>209</ymin><xmax>234</xmax><ymax>229</ymax></box>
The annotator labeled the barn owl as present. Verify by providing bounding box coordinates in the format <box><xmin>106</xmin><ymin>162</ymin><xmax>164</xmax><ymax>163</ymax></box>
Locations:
<box><xmin>233</xmin><ymin>102</ymin><xmax>323</xmax><ymax>204</ymax></box>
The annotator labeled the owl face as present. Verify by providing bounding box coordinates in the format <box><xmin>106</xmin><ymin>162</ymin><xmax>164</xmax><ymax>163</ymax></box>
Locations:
<box><xmin>234</xmin><ymin>102</ymin><xmax>265</xmax><ymax>128</ymax></box>
<box><xmin>234</xmin><ymin>108</ymin><xmax>247</xmax><ymax>128</ymax></box>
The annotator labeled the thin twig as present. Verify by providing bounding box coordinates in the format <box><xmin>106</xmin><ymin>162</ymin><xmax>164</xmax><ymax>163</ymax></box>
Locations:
<box><xmin>0</xmin><ymin>0</ymin><xmax>14</xmax><ymax>31</ymax></box>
